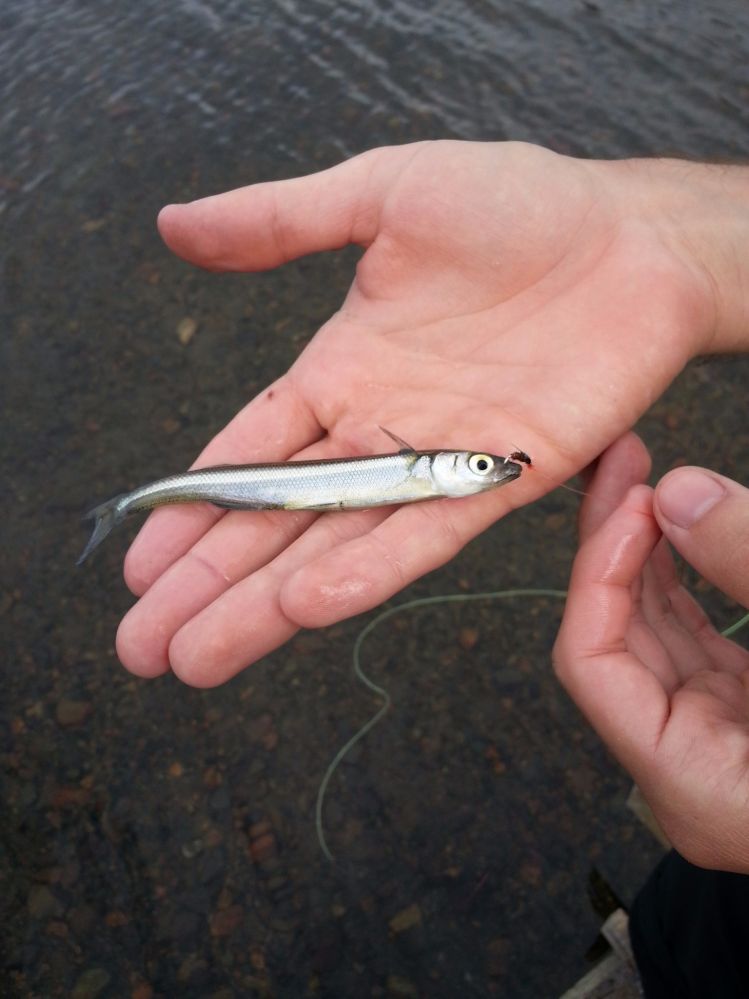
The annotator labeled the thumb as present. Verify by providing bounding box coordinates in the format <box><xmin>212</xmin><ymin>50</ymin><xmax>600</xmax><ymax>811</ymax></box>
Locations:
<box><xmin>156</xmin><ymin>145</ymin><xmax>408</xmax><ymax>272</ymax></box>
<box><xmin>654</xmin><ymin>467</ymin><xmax>749</xmax><ymax>608</ymax></box>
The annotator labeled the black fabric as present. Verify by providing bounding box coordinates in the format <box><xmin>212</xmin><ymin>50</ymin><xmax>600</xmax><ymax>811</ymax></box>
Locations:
<box><xmin>630</xmin><ymin>850</ymin><xmax>749</xmax><ymax>998</ymax></box>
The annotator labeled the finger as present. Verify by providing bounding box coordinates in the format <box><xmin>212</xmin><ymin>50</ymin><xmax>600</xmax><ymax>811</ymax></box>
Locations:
<box><xmin>577</xmin><ymin>432</ymin><xmax>651</xmax><ymax>543</ymax></box>
<box><xmin>641</xmin><ymin>539</ymin><xmax>749</xmax><ymax>676</ymax></box>
<box><xmin>635</xmin><ymin>540</ymin><xmax>713</xmax><ymax>684</ymax></box>
<box><xmin>123</xmin><ymin>375</ymin><xmax>320</xmax><ymax>595</ymax></box>
<box><xmin>157</xmin><ymin>146</ymin><xmax>410</xmax><ymax>272</ymax></box>
<box><xmin>654</xmin><ymin>467</ymin><xmax>749</xmax><ymax>608</ymax></box>
<box><xmin>277</xmin><ymin>413</ymin><xmax>607</xmax><ymax>631</ymax></box>
<box><xmin>117</xmin><ymin>424</ymin><xmax>391</xmax><ymax>677</ymax></box>
<box><xmin>553</xmin><ymin>485</ymin><xmax>670</xmax><ymax>769</ymax></box>
<box><xmin>166</xmin><ymin>505</ymin><xmax>391</xmax><ymax>687</ymax></box>
<box><xmin>279</xmin><ymin>469</ymin><xmax>537</xmax><ymax>630</ymax></box>
<box><xmin>116</xmin><ymin>506</ymin><xmax>316</xmax><ymax>678</ymax></box>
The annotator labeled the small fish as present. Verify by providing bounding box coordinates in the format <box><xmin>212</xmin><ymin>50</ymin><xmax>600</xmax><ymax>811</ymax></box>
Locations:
<box><xmin>77</xmin><ymin>428</ymin><xmax>524</xmax><ymax>564</ymax></box>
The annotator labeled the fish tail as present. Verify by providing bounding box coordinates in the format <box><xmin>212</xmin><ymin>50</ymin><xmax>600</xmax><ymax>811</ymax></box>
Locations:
<box><xmin>77</xmin><ymin>495</ymin><xmax>127</xmax><ymax>565</ymax></box>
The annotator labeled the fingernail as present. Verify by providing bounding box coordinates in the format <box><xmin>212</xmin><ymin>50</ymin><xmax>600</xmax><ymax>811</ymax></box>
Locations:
<box><xmin>657</xmin><ymin>468</ymin><xmax>726</xmax><ymax>529</ymax></box>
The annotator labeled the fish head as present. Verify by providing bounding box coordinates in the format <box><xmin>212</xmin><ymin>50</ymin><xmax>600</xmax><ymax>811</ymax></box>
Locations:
<box><xmin>430</xmin><ymin>451</ymin><xmax>523</xmax><ymax>497</ymax></box>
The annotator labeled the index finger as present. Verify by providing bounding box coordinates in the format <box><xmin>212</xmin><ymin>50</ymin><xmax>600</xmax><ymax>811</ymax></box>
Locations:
<box><xmin>553</xmin><ymin>484</ymin><xmax>669</xmax><ymax>771</ymax></box>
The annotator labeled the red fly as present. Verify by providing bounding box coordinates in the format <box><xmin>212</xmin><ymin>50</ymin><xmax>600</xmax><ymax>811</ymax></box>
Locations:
<box><xmin>505</xmin><ymin>447</ymin><xmax>589</xmax><ymax>496</ymax></box>
<box><xmin>507</xmin><ymin>449</ymin><xmax>533</xmax><ymax>467</ymax></box>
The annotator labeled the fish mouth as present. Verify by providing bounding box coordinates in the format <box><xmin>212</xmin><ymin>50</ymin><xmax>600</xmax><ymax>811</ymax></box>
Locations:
<box><xmin>493</xmin><ymin>459</ymin><xmax>523</xmax><ymax>483</ymax></box>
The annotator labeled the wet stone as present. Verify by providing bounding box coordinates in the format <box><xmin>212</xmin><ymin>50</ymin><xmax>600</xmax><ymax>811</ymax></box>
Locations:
<box><xmin>49</xmin><ymin>786</ymin><xmax>91</xmax><ymax>808</ymax></box>
<box><xmin>202</xmin><ymin>766</ymin><xmax>223</xmax><ymax>788</ymax></box>
<box><xmin>250</xmin><ymin>833</ymin><xmax>277</xmax><ymax>864</ymax></box>
<box><xmin>389</xmin><ymin>903</ymin><xmax>422</xmax><ymax>934</ymax></box>
<box><xmin>209</xmin><ymin>904</ymin><xmax>243</xmax><ymax>937</ymax></box>
<box><xmin>246</xmin><ymin>713</ymin><xmax>278</xmax><ymax>750</ymax></box>
<box><xmin>386</xmin><ymin>975</ymin><xmax>419</xmax><ymax>997</ymax></box>
<box><xmin>181</xmin><ymin>837</ymin><xmax>204</xmax><ymax>859</ymax></box>
<box><xmin>27</xmin><ymin>885</ymin><xmax>64</xmax><ymax>920</ymax></box>
<box><xmin>178</xmin><ymin>955</ymin><xmax>209</xmax><ymax>984</ymax></box>
<box><xmin>176</xmin><ymin>316</ymin><xmax>198</xmax><ymax>345</ymax></box>
<box><xmin>72</xmin><ymin>968</ymin><xmax>111</xmax><ymax>999</ymax></box>
<box><xmin>458</xmin><ymin>626</ymin><xmax>480</xmax><ymax>651</ymax></box>
<box><xmin>55</xmin><ymin>699</ymin><xmax>92</xmax><ymax>727</ymax></box>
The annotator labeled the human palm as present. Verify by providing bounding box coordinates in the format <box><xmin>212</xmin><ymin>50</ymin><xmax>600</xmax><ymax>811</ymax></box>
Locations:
<box><xmin>554</xmin><ymin>434</ymin><xmax>749</xmax><ymax>872</ymax></box>
<box><xmin>117</xmin><ymin>141</ymin><xmax>711</xmax><ymax>686</ymax></box>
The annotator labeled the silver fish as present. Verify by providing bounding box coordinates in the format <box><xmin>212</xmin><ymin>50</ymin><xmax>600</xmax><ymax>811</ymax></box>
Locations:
<box><xmin>77</xmin><ymin>428</ymin><xmax>524</xmax><ymax>564</ymax></box>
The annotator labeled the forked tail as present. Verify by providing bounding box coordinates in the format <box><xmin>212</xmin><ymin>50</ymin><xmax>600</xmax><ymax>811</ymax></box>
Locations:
<box><xmin>77</xmin><ymin>495</ymin><xmax>127</xmax><ymax>565</ymax></box>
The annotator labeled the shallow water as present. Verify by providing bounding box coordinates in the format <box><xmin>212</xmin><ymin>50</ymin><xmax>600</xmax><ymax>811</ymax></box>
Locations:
<box><xmin>2</xmin><ymin>1</ymin><xmax>749</xmax><ymax>996</ymax></box>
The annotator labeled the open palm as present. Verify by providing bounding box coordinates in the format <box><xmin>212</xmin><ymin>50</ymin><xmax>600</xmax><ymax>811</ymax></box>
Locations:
<box><xmin>117</xmin><ymin>141</ymin><xmax>711</xmax><ymax>686</ymax></box>
<box><xmin>554</xmin><ymin>434</ymin><xmax>749</xmax><ymax>872</ymax></box>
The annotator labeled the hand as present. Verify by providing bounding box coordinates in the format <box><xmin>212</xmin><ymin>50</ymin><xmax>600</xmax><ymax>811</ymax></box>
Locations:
<box><xmin>116</xmin><ymin>141</ymin><xmax>727</xmax><ymax>686</ymax></box>
<box><xmin>553</xmin><ymin>433</ymin><xmax>749</xmax><ymax>872</ymax></box>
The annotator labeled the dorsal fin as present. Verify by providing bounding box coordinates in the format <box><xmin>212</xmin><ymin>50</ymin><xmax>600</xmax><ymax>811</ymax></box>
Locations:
<box><xmin>379</xmin><ymin>425</ymin><xmax>415</xmax><ymax>454</ymax></box>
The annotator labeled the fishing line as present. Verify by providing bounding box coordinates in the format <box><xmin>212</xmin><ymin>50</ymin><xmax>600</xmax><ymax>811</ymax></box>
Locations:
<box><xmin>315</xmin><ymin>587</ymin><xmax>566</xmax><ymax>863</ymax></box>
<box><xmin>315</xmin><ymin>592</ymin><xmax>749</xmax><ymax>863</ymax></box>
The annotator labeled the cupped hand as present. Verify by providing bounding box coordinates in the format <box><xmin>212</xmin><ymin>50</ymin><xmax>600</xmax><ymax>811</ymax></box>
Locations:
<box><xmin>554</xmin><ymin>433</ymin><xmax>749</xmax><ymax>872</ymax></box>
<box><xmin>117</xmin><ymin>140</ymin><xmax>715</xmax><ymax>686</ymax></box>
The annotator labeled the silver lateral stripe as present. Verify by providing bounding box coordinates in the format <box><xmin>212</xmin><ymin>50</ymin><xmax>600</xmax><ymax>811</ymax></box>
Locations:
<box><xmin>125</xmin><ymin>451</ymin><xmax>431</xmax><ymax>512</ymax></box>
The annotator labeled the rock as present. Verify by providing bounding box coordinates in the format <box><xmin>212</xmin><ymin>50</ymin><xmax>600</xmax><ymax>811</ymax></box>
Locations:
<box><xmin>48</xmin><ymin>786</ymin><xmax>91</xmax><ymax>808</ymax></box>
<box><xmin>72</xmin><ymin>968</ymin><xmax>111</xmax><ymax>999</ymax></box>
<box><xmin>386</xmin><ymin>976</ymin><xmax>418</xmax><ymax>997</ymax></box>
<box><xmin>161</xmin><ymin>417</ymin><xmax>180</xmax><ymax>435</ymax></box>
<box><xmin>209</xmin><ymin>904</ymin><xmax>243</xmax><ymax>937</ymax></box>
<box><xmin>246</xmin><ymin>713</ymin><xmax>278</xmax><ymax>750</ymax></box>
<box><xmin>458</xmin><ymin>625</ymin><xmax>480</xmax><ymax>651</ymax></box>
<box><xmin>55</xmin><ymin>699</ymin><xmax>91</xmax><ymax>727</ymax></box>
<box><xmin>181</xmin><ymin>838</ymin><xmax>203</xmax><ymax>859</ymax></box>
<box><xmin>248</xmin><ymin>818</ymin><xmax>271</xmax><ymax>839</ymax></box>
<box><xmin>27</xmin><ymin>885</ymin><xmax>64</xmax><ymax>920</ymax></box>
<box><xmin>249</xmin><ymin>947</ymin><xmax>266</xmax><ymax>971</ymax></box>
<box><xmin>249</xmin><ymin>833</ymin><xmax>276</xmax><ymax>865</ymax></box>
<box><xmin>388</xmin><ymin>903</ymin><xmax>422</xmax><ymax>934</ymax></box>
<box><xmin>176</xmin><ymin>317</ymin><xmax>198</xmax><ymax>345</ymax></box>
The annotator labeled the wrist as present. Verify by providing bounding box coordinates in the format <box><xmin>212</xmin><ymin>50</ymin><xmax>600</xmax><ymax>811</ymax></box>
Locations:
<box><xmin>593</xmin><ymin>157</ymin><xmax>749</xmax><ymax>354</ymax></box>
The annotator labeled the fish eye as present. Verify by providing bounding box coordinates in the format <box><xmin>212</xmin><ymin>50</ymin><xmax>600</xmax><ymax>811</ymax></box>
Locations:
<box><xmin>468</xmin><ymin>453</ymin><xmax>493</xmax><ymax>475</ymax></box>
